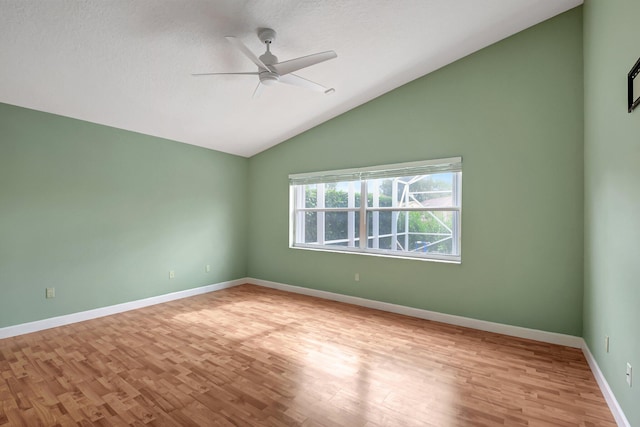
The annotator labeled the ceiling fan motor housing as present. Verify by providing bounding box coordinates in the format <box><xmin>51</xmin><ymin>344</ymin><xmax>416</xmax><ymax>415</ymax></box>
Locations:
<box><xmin>259</xmin><ymin>52</ymin><xmax>278</xmax><ymax>67</ymax></box>
<box><xmin>259</xmin><ymin>71</ymin><xmax>280</xmax><ymax>86</ymax></box>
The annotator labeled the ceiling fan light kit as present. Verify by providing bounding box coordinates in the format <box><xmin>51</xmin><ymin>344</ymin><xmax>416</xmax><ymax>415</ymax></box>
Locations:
<box><xmin>193</xmin><ymin>28</ymin><xmax>337</xmax><ymax>98</ymax></box>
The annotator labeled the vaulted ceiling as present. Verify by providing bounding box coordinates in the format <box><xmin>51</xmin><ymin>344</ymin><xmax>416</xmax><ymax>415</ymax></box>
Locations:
<box><xmin>0</xmin><ymin>0</ymin><xmax>581</xmax><ymax>157</ymax></box>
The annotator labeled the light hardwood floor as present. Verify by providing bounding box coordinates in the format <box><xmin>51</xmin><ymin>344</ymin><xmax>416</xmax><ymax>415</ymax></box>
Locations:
<box><xmin>0</xmin><ymin>284</ymin><xmax>615</xmax><ymax>426</ymax></box>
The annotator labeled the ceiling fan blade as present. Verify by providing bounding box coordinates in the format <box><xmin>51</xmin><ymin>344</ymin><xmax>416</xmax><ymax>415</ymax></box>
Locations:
<box><xmin>279</xmin><ymin>74</ymin><xmax>327</xmax><ymax>93</ymax></box>
<box><xmin>225</xmin><ymin>36</ymin><xmax>270</xmax><ymax>70</ymax></box>
<box><xmin>271</xmin><ymin>51</ymin><xmax>337</xmax><ymax>75</ymax></box>
<box><xmin>191</xmin><ymin>72</ymin><xmax>259</xmax><ymax>76</ymax></box>
<box><xmin>252</xmin><ymin>82</ymin><xmax>264</xmax><ymax>99</ymax></box>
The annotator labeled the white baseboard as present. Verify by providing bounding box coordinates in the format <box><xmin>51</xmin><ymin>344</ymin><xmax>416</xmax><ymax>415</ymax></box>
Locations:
<box><xmin>0</xmin><ymin>277</ymin><xmax>631</xmax><ymax>427</ymax></box>
<box><xmin>1</xmin><ymin>277</ymin><xmax>629</xmax><ymax>425</ymax></box>
<box><xmin>1</xmin><ymin>277</ymin><xmax>581</xmax><ymax>348</ymax></box>
<box><xmin>246</xmin><ymin>278</ymin><xmax>583</xmax><ymax>348</ymax></box>
<box><xmin>247</xmin><ymin>278</ymin><xmax>632</xmax><ymax>425</ymax></box>
<box><xmin>582</xmin><ymin>342</ymin><xmax>631</xmax><ymax>427</ymax></box>
<box><xmin>0</xmin><ymin>278</ymin><xmax>247</xmax><ymax>339</ymax></box>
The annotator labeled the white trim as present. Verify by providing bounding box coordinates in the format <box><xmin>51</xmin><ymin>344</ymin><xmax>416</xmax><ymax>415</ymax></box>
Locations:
<box><xmin>295</xmin><ymin>207</ymin><xmax>460</xmax><ymax>212</ymax></box>
<box><xmin>582</xmin><ymin>342</ymin><xmax>631</xmax><ymax>427</ymax></box>
<box><xmin>247</xmin><ymin>278</ymin><xmax>583</xmax><ymax>348</ymax></box>
<box><xmin>291</xmin><ymin>243</ymin><xmax>461</xmax><ymax>264</ymax></box>
<box><xmin>0</xmin><ymin>278</ymin><xmax>247</xmax><ymax>339</ymax></box>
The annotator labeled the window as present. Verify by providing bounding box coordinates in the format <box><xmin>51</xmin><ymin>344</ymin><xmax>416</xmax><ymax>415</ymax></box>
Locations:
<box><xmin>289</xmin><ymin>157</ymin><xmax>462</xmax><ymax>262</ymax></box>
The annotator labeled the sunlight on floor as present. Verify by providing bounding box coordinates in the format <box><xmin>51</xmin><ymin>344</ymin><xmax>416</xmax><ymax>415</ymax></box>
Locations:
<box><xmin>298</xmin><ymin>339</ymin><xmax>457</xmax><ymax>426</ymax></box>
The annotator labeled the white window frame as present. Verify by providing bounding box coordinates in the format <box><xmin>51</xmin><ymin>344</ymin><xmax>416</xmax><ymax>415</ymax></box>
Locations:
<box><xmin>289</xmin><ymin>157</ymin><xmax>462</xmax><ymax>263</ymax></box>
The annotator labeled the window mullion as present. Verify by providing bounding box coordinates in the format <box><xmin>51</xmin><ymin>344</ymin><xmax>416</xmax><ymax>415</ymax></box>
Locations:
<box><xmin>372</xmin><ymin>179</ymin><xmax>379</xmax><ymax>249</ymax></box>
<box><xmin>453</xmin><ymin>171</ymin><xmax>462</xmax><ymax>256</ymax></box>
<box><xmin>317</xmin><ymin>184</ymin><xmax>325</xmax><ymax>245</ymax></box>
<box><xmin>359</xmin><ymin>181</ymin><xmax>367</xmax><ymax>249</ymax></box>
<box><xmin>348</xmin><ymin>182</ymin><xmax>355</xmax><ymax>247</ymax></box>
<box><xmin>391</xmin><ymin>179</ymin><xmax>398</xmax><ymax>251</ymax></box>
<box><xmin>295</xmin><ymin>186</ymin><xmax>305</xmax><ymax>244</ymax></box>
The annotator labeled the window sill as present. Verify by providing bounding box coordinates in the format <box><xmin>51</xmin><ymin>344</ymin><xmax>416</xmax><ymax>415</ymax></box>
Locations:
<box><xmin>290</xmin><ymin>244</ymin><xmax>461</xmax><ymax>264</ymax></box>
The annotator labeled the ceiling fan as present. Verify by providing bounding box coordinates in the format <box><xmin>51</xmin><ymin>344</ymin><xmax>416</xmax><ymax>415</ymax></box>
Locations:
<box><xmin>193</xmin><ymin>28</ymin><xmax>337</xmax><ymax>98</ymax></box>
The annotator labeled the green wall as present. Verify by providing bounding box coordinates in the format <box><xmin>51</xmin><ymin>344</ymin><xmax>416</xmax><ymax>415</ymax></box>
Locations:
<box><xmin>2</xmin><ymin>4</ymin><xmax>636</xmax><ymax>422</ymax></box>
<box><xmin>248</xmin><ymin>9</ymin><xmax>584</xmax><ymax>335</ymax></box>
<box><xmin>0</xmin><ymin>103</ymin><xmax>248</xmax><ymax>328</ymax></box>
<box><xmin>583</xmin><ymin>1</ymin><xmax>640</xmax><ymax>425</ymax></box>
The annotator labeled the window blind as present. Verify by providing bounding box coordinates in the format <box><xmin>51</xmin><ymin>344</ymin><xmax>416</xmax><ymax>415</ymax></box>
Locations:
<box><xmin>289</xmin><ymin>157</ymin><xmax>462</xmax><ymax>186</ymax></box>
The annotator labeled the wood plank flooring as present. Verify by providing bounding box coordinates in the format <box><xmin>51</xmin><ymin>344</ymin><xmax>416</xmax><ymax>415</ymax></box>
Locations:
<box><xmin>0</xmin><ymin>284</ymin><xmax>616</xmax><ymax>426</ymax></box>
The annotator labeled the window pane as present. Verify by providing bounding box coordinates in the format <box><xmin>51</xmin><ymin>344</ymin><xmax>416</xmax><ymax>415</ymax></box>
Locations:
<box><xmin>407</xmin><ymin>173</ymin><xmax>456</xmax><ymax>207</ymax></box>
<box><xmin>304</xmin><ymin>184</ymin><xmax>317</xmax><ymax>209</ymax></box>
<box><xmin>377</xmin><ymin>236</ymin><xmax>393</xmax><ymax>250</ymax></box>
<box><xmin>367</xmin><ymin>173</ymin><xmax>458</xmax><ymax>208</ymax></box>
<box><xmin>304</xmin><ymin>211</ymin><xmax>317</xmax><ymax>243</ymax></box>
<box><xmin>325</xmin><ymin>211</ymin><xmax>348</xmax><ymax>242</ymax></box>
<box><xmin>366</xmin><ymin>179</ymin><xmax>394</xmax><ymax>208</ymax></box>
<box><xmin>407</xmin><ymin>210</ymin><xmax>457</xmax><ymax>255</ymax></box>
<box><xmin>324</xmin><ymin>181</ymin><xmax>361</xmax><ymax>208</ymax></box>
<box><xmin>366</xmin><ymin>210</ymin><xmax>394</xmax><ymax>250</ymax></box>
<box><xmin>367</xmin><ymin>210</ymin><xmax>392</xmax><ymax>237</ymax></box>
<box><xmin>325</xmin><ymin>211</ymin><xmax>360</xmax><ymax>247</ymax></box>
<box><xmin>367</xmin><ymin>210</ymin><xmax>459</xmax><ymax>256</ymax></box>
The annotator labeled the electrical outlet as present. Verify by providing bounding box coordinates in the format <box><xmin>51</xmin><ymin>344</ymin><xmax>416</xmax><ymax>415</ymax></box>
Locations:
<box><xmin>45</xmin><ymin>287</ymin><xmax>55</xmax><ymax>299</ymax></box>
<box><xmin>354</xmin><ymin>273</ymin><xmax>360</xmax><ymax>282</ymax></box>
<box><xmin>605</xmin><ymin>336</ymin><xmax>609</xmax><ymax>353</ymax></box>
<box><xmin>169</xmin><ymin>270</ymin><xmax>175</xmax><ymax>279</ymax></box>
<box><xmin>205</xmin><ymin>264</ymin><xmax>211</xmax><ymax>273</ymax></box>
<box><xmin>627</xmin><ymin>363</ymin><xmax>632</xmax><ymax>387</ymax></box>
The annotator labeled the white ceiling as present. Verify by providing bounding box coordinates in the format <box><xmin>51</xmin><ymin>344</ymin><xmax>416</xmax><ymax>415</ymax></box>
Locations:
<box><xmin>0</xmin><ymin>0</ymin><xmax>581</xmax><ymax>158</ymax></box>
